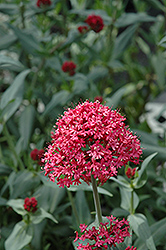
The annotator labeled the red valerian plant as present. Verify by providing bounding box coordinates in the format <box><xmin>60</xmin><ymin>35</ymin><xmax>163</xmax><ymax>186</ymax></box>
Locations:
<box><xmin>61</xmin><ymin>61</ymin><xmax>76</xmax><ymax>76</ymax></box>
<box><xmin>43</xmin><ymin>101</ymin><xmax>142</xmax><ymax>188</ymax></box>
<box><xmin>78</xmin><ymin>25</ymin><xmax>88</xmax><ymax>33</ymax></box>
<box><xmin>126</xmin><ymin>167</ymin><xmax>137</xmax><ymax>179</ymax></box>
<box><xmin>85</xmin><ymin>14</ymin><xmax>104</xmax><ymax>33</ymax></box>
<box><xmin>36</xmin><ymin>0</ymin><xmax>52</xmax><ymax>7</ymax></box>
<box><xmin>24</xmin><ymin>197</ymin><xmax>38</xmax><ymax>213</ymax></box>
<box><xmin>74</xmin><ymin>215</ymin><xmax>130</xmax><ymax>249</ymax></box>
<box><xmin>125</xmin><ymin>247</ymin><xmax>137</xmax><ymax>250</ymax></box>
<box><xmin>30</xmin><ymin>148</ymin><xmax>45</xmax><ymax>166</ymax></box>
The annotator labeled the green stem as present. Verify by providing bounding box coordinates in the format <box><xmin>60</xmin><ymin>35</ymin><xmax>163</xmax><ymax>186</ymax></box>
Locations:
<box><xmin>20</xmin><ymin>1</ymin><xmax>25</xmax><ymax>29</ymax></box>
<box><xmin>3</xmin><ymin>124</ymin><xmax>24</xmax><ymax>171</ymax></box>
<box><xmin>130</xmin><ymin>181</ymin><xmax>135</xmax><ymax>214</ymax></box>
<box><xmin>91</xmin><ymin>175</ymin><xmax>102</xmax><ymax>225</ymax></box>
<box><xmin>67</xmin><ymin>189</ymin><xmax>80</xmax><ymax>228</ymax></box>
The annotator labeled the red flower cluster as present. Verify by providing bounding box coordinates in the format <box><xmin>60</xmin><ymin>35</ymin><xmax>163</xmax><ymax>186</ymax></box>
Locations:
<box><xmin>94</xmin><ymin>96</ymin><xmax>103</xmax><ymax>103</ymax></box>
<box><xmin>24</xmin><ymin>197</ymin><xmax>38</xmax><ymax>213</ymax></box>
<box><xmin>126</xmin><ymin>167</ymin><xmax>137</xmax><ymax>179</ymax></box>
<box><xmin>74</xmin><ymin>215</ymin><xmax>130</xmax><ymax>249</ymax></box>
<box><xmin>61</xmin><ymin>61</ymin><xmax>76</xmax><ymax>76</ymax></box>
<box><xmin>43</xmin><ymin>101</ymin><xmax>142</xmax><ymax>188</ymax></box>
<box><xmin>85</xmin><ymin>14</ymin><xmax>104</xmax><ymax>33</ymax></box>
<box><xmin>78</xmin><ymin>25</ymin><xmax>88</xmax><ymax>34</ymax></box>
<box><xmin>30</xmin><ymin>148</ymin><xmax>45</xmax><ymax>166</ymax></box>
<box><xmin>36</xmin><ymin>0</ymin><xmax>51</xmax><ymax>7</ymax></box>
<box><xmin>125</xmin><ymin>247</ymin><xmax>137</xmax><ymax>250</ymax></box>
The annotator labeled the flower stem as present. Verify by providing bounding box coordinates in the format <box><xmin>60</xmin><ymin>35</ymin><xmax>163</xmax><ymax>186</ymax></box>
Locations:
<box><xmin>91</xmin><ymin>174</ymin><xmax>102</xmax><ymax>225</ymax></box>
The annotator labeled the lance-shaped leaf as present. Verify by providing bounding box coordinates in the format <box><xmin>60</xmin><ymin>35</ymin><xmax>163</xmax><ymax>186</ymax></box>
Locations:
<box><xmin>5</xmin><ymin>221</ymin><xmax>33</xmax><ymax>250</ymax></box>
<box><xmin>133</xmin><ymin>152</ymin><xmax>157</xmax><ymax>189</ymax></box>
<box><xmin>0</xmin><ymin>69</ymin><xmax>30</xmax><ymax>110</ymax></box>
<box><xmin>128</xmin><ymin>213</ymin><xmax>156</xmax><ymax>250</ymax></box>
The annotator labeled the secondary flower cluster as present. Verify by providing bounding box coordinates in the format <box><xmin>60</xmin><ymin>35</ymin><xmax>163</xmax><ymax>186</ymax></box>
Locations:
<box><xmin>24</xmin><ymin>197</ymin><xmax>38</xmax><ymax>213</ymax></box>
<box><xmin>74</xmin><ymin>215</ymin><xmax>130</xmax><ymax>249</ymax></box>
<box><xmin>78</xmin><ymin>14</ymin><xmax>104</xmax><ymax>34</ymax></box>
<box><xmin>126</xmin><ymin>167</ymin><xmax>137</xmax><ymax>179</ymax></box>
<box><xmin>85</xmin><ymin>14</ymin><xmax>104</xmax><ymax>33</ymax></box>
<box><xmin>43</xmin><ymin>101</ymin><xmax>142</xmax><ymax>188</ymax></box>
<box><xmin>61</xmin><ymin>61</ymin><xmax>76</xmax><ymax>76</ymax></box>
<box><xmin>78</xmin><ymin>25</ymin><xmax>88</xmax><ymax>33</ymax></box>
<box><xmin>36</xmin><ymin>0</ymin><xmax>51</xmax><ymax>7</ymax></box>
<box><xmin>126</xmin><ymin>247</ymin><xmax>137</xmax><ymax>250</ymax></box>
<box><xmin>30</xmin><ymin>148</ymin><xmax>45</xmax><ymax>166</ymax></box>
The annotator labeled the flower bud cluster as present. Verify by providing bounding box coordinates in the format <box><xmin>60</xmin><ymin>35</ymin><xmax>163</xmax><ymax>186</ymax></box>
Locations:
<box><xmin>24</xmin><ymin>197</ymin><xmax>38</xmax><ymax>213</ymax></box>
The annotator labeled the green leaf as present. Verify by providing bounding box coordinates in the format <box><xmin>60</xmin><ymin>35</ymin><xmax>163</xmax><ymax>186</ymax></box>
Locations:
<box><xmin>110</xmin><ymin>176</ymin><xmax>132</xmax><ymax>190</ymax></box>
<box><xmin>152</xmin><ymin>52</ymin><xmax>166</xmax><ymax>89</ymax></box>
<box><xmin>135</xmin><ymin>217</ymin><xmax>166</xmax><ymax>249</ymax></box>
<box><xmin>60</xmin><ymin>29</ymin><xmax>80</xmax><ymax>50</ymax></box>
<box><xmin>43</xmin><ymin>90</ymin><xmax>71</xmax><ymax>116</ymax></box>
<box><xmin>0</xmin><ymin>197</ymin><xmax>7</xmax><ymax>206</ymax></box>
<box><xmin>0</xmin><ymin>69</ymin><xmax>30</xmax><ymax>110</ymax></box>
<box><xmin>128</xmin><ymin>213</ymin><xmax>156</xmax><ymax>250</ymax></box>
<box><xmin>0</xmin><ymin>33</ymin><xmax>17</xmax><ymax>50</ymax></box>
<box><xmin>119</xmin><ymin>186</ymin><xmax>139</xmax><ymax>212</ymax></box>
<box><xmin>115</xmin><ymin>13</ymin><xmax>156</xmax><ymax>27</ymax></box>
<box><xmin>30</xmin><ymin>208</ymin><xmax>58</xmax><ymax>224</ymax></box>
<box><xmin>0</xmin><ymin>164</ymin><xmax>12</xmax><ymax>176</ymax></box>
<box><xmin>68</xmin><ymin>181</ymin><xmax>113</xmax><ymax>197</ymax></box>
<box><xmin>72</xmin><ymin>73</ymin><xmax>89</xmax><ymax>94</ymax></box>
<box><xmin>75</xmin><ymin>190</ymin><xmax>91</xmax><ymax>225</ymax></box>
<box><xmin>5</xmin><ymin>221</ymin><xmax>33</xmax><ymax>250</ymax></box>
<box><xmin>0</xmin><ymin>55</ymin><xmax>24</xmax><ymax>71</ymax></box>
<box><xmin>6</xmin><ymin>170</ymin><xmax>40</xmax><ymax>199</ymax></box>
<box><xmin>158</xmin><ymin>35</ymin><xmax>166</xmax><ymax>47</ymax></box>
<box><xmin>87</xmin><ymin>67</ymin><xmax>109</xmax><ymax>82</ymax></box>
<box><xmin>134</xmin><ymin>130</ymin><xmax>158</xmax><ymax>146</ymax></box>
<box><xmin>17</xmin><ymin>105</ymin><xmax>36</xmax><ymax>151</ymax></box>
<box><xmin>152</xmin><ymin>187</ymin><xmax>166</xmax><ymax>200</ymax></box>
<box><xmin>108</xmin><ymin>59</ymin><xmax>124</xmax><ymax>69</ymax></box>
<box><xmin>144</xmin><ymin>0</ymin><xmax>166</xmax><ymax>12</ymax></box>
<box><xmin>0</xmin><ymin>4</ymin><xmax>18</xmax><ymax>15</ymax></box>
<box><xmin>1</xmin><ymin>98</ymin><xmax>21</xmax><ymax>122</ymax></box>
<box><xmin>7</xmin><ymin>199</ymin><xmax>26</xmax><ymax>216</ymax></box>
<box><xmin>112</xmin><ymin>24</ymin><xmax>137</xmax><ymax>59</ymax></box>
<box><xmin>9</xmin><ymin>25</ymin><xmax>40</xmax><ymax>55</ymax></box>
<box><xmin>105</xmin><ymin>87</ymin><xmax>127</xmax><ymax>108</ymax></box>
<box><xmin>133</xmin><ymin>152</ymin><xmax>157</xmax><ymax>189</ymax></box>
<box><xmin>141</xmin><ymin>143</ymin><xmax>166</xmax><ymax>161</ymax></box>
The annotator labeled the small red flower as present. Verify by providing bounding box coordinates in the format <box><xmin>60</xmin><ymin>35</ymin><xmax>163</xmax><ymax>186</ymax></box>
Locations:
<box><xmin>30</xmin><ymin>148</ymin><xmax>45</xmax><ymax>165</ymax></box>
<box><xmin>24</xmin><ymin>197</ymin><xmax>38</xmax><ymax>213</ymax></box>
<box><xmin>125</xmin><ymin>247</ymin><xmax>137</xmax><ymax>250</ymax></box>
<box><xmin>85</xmin><ymin>14</ymin><xmax>104</xmax><ymax>33</ymax></box>
<box><xmin>78</xmin><ymin>25</ymin><xmax>88</xmax><ymax>33</ymax></box>
<box><xmin>36</xmin><ymin>0</ymin><xmax>51</xmax><ymax>8</ymax></box>
<box><xmin>74</xmin><ymin>215</ymin><xmax>130</xmax><ymax>249</ymax></box>
<box><xmin>126</xmin><ymin>167</ymin><xmax>137</xmax><ymax>179</ymax></box>
<box><xmin>94</xmin><ymin>96</ymin><xmax>103</xmax><ymax>103</ymax></box>
<box><xmin>62</xmin><ymin>61</ymin><xmax>76</xmax><ymax>76</ymax></box>
<box><xmin>30</xmin><ymin>148</ymin><xmax>39</xmax><ymax>161</ymax></box>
